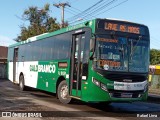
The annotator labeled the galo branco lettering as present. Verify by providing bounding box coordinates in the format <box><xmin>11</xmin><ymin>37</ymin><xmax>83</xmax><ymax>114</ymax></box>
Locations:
<box><xmin>30</xmin><ymin>65</ymin><xmax>56</xmax><ymax>73</ymax></box>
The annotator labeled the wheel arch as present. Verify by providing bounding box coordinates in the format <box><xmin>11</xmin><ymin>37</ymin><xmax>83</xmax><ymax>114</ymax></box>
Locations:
<box><xmin>56</xmin><ymin>76</ymin><xmax>67</xmax><ymax>93</ymax></box>
<box><xmin>56</xmin><ymin>77</ymin><xmax>72</xmax><ymax>104</ymax></box>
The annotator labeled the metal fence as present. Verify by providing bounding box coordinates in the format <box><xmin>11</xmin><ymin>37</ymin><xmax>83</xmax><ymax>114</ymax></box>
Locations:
<box><xmin>150</xmin><ymin>75</ymin><xmax>160</xmax><ymax>89</ymax></box>
<box><xmin>149</xmin><ymin>65</ymin><xmax>160</xmax><ymax>89</ymax></box>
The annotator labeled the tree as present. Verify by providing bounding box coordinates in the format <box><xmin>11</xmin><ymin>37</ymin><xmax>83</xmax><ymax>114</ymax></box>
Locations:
<box><xmin>15</xmin><ymin>4</ymin><xmax>68</xmax><ymax>41</ymax></box>
<box><xmin>150</xmin><ymin>49</ymin><xmax>160</xmax><ymax>65</ymax></box>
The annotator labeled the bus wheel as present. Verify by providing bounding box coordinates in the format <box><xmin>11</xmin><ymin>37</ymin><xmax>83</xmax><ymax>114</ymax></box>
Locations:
<box><xmin>19</xmin><ymin>75</ymin><xmax>25</xmax><ymax>91</ymax></box>
<box><xmin>57</xmin><ymin>80</ymin><xmax>71</xmax><ymax>104</ymax></box>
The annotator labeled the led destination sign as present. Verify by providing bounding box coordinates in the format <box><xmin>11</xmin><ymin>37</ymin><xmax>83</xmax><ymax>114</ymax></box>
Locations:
<box><xmin>97</xmin><ymin>20</ymin><xmax>147</xmax><ymax>35</ymax></box>
<box><xmin>105</xmin><ymin>22</ymin><xmax>140</xmax><ymax>34</ymax></box>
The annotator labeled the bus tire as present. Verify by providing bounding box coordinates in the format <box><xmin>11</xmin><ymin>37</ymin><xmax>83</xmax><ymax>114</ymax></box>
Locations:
<box><xmin>57</xmin><ymin>80</ymin><xmax>71</xmax><ymax>104</ymax></box>
<box><xmin>19</xmin><ymin>75</ymin><xmax>25</xmax><ymax>91</ymax></box>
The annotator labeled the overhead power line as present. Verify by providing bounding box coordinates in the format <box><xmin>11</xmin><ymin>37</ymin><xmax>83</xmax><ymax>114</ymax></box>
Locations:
<box><xmin>67</xmin><ymin>0</ymin><xmax>105</xmax><ymax>21</ymax></box>
<box><xmin>68</xmin><ymin>0</ymin><xmax>129</xmax><ymax>25</ymax></box>
<box><xmin>77</xmin><ymin>0</ymin><xmax>118</xmax><ymax>21</ymax></box>
<box><xmin>68</xmin><ymin>0</ymin><xmax>118</xmax><ymax>24</ymax></box>
<box><xmin>94</xmin><ymin>0</ymin><xmax>128</xmax><ymax>16</ymax></box>
<box><xmin>150</xmin><ymin>36</ymin><xmax>160</xmax><ymax>49</ymax></box>
<box><xmin>65</xmin><ymin>8</ymin><xmax>77</xmax><ymax>16</ymax></box>
<box><xmin>65</xmin><ymin>6</ymin><xmax>96</xmax><ymax>22</ymax></box>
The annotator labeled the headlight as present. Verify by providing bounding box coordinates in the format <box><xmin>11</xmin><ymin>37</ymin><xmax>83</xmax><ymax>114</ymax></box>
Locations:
<box><xmin>92</xmin><ymin>78</ymin><xmax>108</xmax><ymax>92</ymax></box>
<box><xmin>101</xmin><ymin>83</ymin><xmax>108</xmax><ymax>92</ymax></box>
<box><xmin>92</xmin><ymin>78</ymin><xmax>100</xmax><ymax>87</ymax></box>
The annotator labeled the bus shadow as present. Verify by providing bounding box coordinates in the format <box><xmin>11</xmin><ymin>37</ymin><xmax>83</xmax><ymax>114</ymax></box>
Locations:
<box><xmin>87</xmin><ymin>102</ymin><xmax>160</xmax><ymax>115</ymax></box>
<box><xmin>25</xmin><ymin>87</ymin><xmax>57</xmax><ymax>98</ymax></box>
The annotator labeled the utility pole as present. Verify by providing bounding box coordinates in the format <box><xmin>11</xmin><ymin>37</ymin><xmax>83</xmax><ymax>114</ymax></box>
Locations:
<box><xmin>53</xmin><ymin>2</ymin><xmax>71</xmax><ymax>28</ymax></box>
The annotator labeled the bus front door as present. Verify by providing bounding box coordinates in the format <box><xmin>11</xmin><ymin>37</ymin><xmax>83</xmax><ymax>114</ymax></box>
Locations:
<box><xmin>13</xmin><ymin>48</ymin><xmax>19</xmax><ymax>83</ymax></box>
<box><xmin>70</xmin><ymin>33</ymin><xmax>85</xmax><ymax>98</ymax></box>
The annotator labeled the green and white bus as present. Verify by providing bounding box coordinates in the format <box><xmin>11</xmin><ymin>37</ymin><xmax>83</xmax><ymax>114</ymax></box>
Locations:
<box><xmin>8</xmin><ymin>18</ymin><xmax>150</xmax><ymax>104</ymax></box>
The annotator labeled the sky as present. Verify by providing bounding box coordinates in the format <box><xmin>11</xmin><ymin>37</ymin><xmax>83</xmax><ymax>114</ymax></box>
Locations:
<box><xmin>0</xmin><ymin>0</ymin><xmax>159</xmax><ymax>49</ymax></box>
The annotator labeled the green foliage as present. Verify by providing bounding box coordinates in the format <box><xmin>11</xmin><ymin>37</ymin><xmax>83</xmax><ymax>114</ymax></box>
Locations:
<box><xmin>15</xmin><ymin>4</ymin><xmax>68</xmax><ymax>41</ymax></box>
<box><xmin>150</xmin><ymin>49</ymin><xmax>160</xmax><ymax>65</ymax></box>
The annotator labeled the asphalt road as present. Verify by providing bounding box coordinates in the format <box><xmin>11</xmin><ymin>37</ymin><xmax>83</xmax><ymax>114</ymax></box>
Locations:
<box><xmin>0</xmin><ymin>79</ymin><xmax>160</xmax><ymax>120</ymax></box>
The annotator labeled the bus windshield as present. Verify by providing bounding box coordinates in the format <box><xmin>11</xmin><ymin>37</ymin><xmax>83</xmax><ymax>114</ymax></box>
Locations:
<box><xmin>94</xmin><ymin>34</ymin><xmax>149</xmax><ymax>73</ymax></box>
<box><xmin>128</xmin><ymin>38</ymin><xmax>149</xmax><ymax>72</ymax></box>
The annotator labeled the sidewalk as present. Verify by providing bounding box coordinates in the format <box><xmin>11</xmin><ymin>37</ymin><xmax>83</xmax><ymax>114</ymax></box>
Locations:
<box><xmin>148</xmin><ymin>87</ymin><xmax>160</xmax><ymax>103</ymax></box>
<box><xmin>149</xmin><ymin>87</ymin><xmax>160</xmax><ymax>95</ymax></box>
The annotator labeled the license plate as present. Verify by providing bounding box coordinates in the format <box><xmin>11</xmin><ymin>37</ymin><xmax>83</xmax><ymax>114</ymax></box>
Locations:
<box><xmin>121</xmin><ymin>93</ymin><xmax>132</xmax><ymax>98</ymax></box>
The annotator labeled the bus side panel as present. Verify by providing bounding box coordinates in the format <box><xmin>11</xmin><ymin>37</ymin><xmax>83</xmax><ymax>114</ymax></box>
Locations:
<box><xmin>15</xmin><ymin>62</ymin><xmax>20</xmax><ymax>83</ymax></box>
<box><xmin>8</xmin><ymin>62</ymin><xmax>13</xmax><ymax>82</ymax></box>
<box><xmin>22</xmin><ymin>61</ymin><xmax>38</xmax><ymax>88</ymax></box>
<box><xmin>36</xmin><ymin>61</ymin><xmax>57</xmax><ymax>93</ymax></box>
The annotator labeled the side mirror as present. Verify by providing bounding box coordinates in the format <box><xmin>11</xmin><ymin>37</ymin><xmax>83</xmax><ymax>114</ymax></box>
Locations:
<box><xmin>90</xmin><ymin>34</ymin><xmax>96</xmax><ymax>60</ymax></box>
<box><xmin>90</xmin><ymin>38</ymin><xmax>95</xmax><ymax>52</ymax></box>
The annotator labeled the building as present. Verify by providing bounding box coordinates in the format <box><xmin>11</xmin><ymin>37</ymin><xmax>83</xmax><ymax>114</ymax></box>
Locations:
<box><xmin>0</xmin><ymin>46</ymin><xmax>8</xmax><ymax>78</ymax></box>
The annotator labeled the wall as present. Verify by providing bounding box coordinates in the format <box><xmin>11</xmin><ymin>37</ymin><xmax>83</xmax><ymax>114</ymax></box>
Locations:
<box><xmin>0</xmin><ymin>46</ymin><xmax>8</xmax><ymax>79</ymax></box>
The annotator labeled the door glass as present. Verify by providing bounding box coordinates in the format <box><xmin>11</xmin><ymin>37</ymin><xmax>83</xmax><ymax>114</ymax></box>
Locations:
<box><xmin>72</xmin><ymin>33</ymin><xmax>85</xmax><ymax>94</ymax></box>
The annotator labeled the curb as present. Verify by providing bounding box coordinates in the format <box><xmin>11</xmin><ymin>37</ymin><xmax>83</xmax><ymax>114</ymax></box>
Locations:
<box><xmin>148</xmin><ymin>93</ymin><xmax>160</xmax><ymax>98</ymax></box>
<box><xmin>148</xmin><ymin>93</ymin><xmax>160</xmax><ymax>103</ymax></box>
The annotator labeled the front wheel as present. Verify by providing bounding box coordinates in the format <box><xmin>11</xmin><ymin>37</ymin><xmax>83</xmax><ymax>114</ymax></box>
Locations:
<box><xmin>57</xmin><ymin>80</ymin><xmax>72</xmax><ymax>104</ymax></box>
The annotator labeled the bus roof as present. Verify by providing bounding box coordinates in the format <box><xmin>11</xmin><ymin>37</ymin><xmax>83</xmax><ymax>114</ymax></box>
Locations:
<box><xmin>9</xmin><ymin>19</ymin><xmax>96</xmax><ymax>48</ymax></box>
<box><xmin>9</xmin><ymin>18</ymin><xmax>148</xmax><ymax>48</ymax></box>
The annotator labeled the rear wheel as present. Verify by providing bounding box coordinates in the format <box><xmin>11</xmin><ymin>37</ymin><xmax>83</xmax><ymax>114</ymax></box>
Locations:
<box><xmin>19</xmin><ymin>75</ymin><xmax>25</xmax><ymax>91</ymax></box>
<box><xmin>57</xmin><ymin>80</ymin><xmax>71</xmax><ymax>104</ymax></box>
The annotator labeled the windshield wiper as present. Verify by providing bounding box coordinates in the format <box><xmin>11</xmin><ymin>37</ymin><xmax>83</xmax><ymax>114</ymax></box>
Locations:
<box><xmin>130</xmin><ymin>36</ymin><xmax>142</xmax><ymax>61</ymax></box>
<box><xmin>119</xmin><ymin>43</ymin><xmax>124</xmax><ymax>60</ymax></box>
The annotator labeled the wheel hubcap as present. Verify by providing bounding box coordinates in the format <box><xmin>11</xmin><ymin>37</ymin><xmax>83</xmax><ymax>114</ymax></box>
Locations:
<box><xmin>19</xmin><ymin>76</ymin><xmax>23</xmax><ymax>89</ymax></box>
<box><xmin>20</xmin><ymin>80</ymin><xmax>23</xmax><ymax>88</ymax></box>
<box><xmin>20</xmin><ymin>82</ymin><xmax>22</xmax><ymax>88</ymax></box>
<box><xmin>60</xmin><ymin>85</ymin><xmax>68</xmax><ymax>99</ymax></box>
